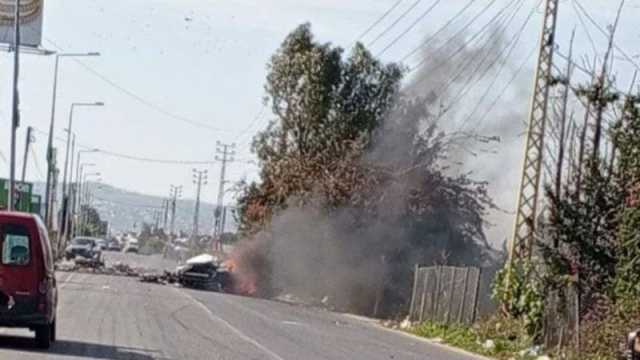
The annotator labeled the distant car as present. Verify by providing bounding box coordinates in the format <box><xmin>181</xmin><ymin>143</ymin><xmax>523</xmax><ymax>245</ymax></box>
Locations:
<box><xmin>65</xmin><ymin>237</ymin><xmax>102</xmax><ymax>262</ymax></box>
<box><xmin>123</xmin><ymin>243</ymin><xmax>139</xmax><ymax>253</ymax></box>
<box><xmin>96</xmin><ymin>239</ymin><xmax>107</xmax><ymax>250</ymax></box>
<box><xmin>0</xmin><ymin>211</ymin><xmax>57</xmax><ymax>349</ymax></box>
<box><xmin>106</xmin><ymin>241</ymin><xmax>121</xmax><ymax>252</ymax></box>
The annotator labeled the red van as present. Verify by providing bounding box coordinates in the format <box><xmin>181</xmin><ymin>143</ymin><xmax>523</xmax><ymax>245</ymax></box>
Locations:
<box><xmin>0</xmin><ymin>211</ymin><xmax>57</xmax><ymax>349</ymax></box>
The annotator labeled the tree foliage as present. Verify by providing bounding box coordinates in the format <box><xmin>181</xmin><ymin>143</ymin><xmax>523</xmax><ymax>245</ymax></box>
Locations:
<box><xmin>234</xmin><ymin>24</ymin><xmax>496</xmax><ymax>314</ymax></box>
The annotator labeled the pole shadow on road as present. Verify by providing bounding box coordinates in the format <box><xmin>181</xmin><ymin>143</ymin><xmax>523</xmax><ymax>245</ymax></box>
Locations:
<box><xmin>0</xmin><ymin>336</ymin><xmax>164</xmax><ymax>360</ymax></box>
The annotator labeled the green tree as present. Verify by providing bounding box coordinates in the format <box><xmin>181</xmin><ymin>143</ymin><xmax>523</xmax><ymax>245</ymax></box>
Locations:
<box><xmin>239</xmin><ymin>23</ymin><xmax>402</xmax><ymax>230</ymax></box>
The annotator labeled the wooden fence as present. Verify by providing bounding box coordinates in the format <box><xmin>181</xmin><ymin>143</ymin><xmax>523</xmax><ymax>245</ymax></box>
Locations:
<box><xmin>408</xmin><ymin>265</ymin><xmax>482</xmax><ymax>325</ymax></box>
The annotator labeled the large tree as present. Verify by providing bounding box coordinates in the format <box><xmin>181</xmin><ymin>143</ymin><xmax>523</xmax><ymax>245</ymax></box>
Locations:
<box><xmin>234</xmin><ymin>24</ymin><xmax>495</xmax><ymax>314</ymax></box>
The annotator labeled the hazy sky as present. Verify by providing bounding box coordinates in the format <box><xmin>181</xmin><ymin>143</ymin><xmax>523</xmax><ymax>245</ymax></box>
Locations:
<box><xmin>0</xmin><ymin>0</ymin><xmax>637</xmax><ymax>242</ymax></box>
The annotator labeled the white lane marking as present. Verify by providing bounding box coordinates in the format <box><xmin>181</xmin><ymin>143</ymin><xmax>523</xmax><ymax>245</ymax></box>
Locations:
<box><xmin>281</xmin><ymin>321</ymin><xmax>302</xmax><ymax>326</ymax></box>
<box><xmin>174</xmin><ymin>288</ymin><xmax>286</xmax><ymax>360</ymax></box>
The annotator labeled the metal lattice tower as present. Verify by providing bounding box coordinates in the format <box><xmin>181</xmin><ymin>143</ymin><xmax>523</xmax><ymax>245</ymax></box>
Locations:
<box><xmin>508</xmin><ymin>0</ymin><xmax>560</xmax><ymax>262</ymax></box>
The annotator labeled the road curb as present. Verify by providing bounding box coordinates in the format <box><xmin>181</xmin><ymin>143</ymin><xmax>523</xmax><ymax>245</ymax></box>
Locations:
<box><xmin>342</xmin><ymin>314</ymin><xmax>493</xmax><ymax>360</ymax></box>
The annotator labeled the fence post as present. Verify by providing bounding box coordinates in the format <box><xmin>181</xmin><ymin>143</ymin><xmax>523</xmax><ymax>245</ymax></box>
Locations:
<box><xmin>419</xmin><ymin>268</ymin><xmax>429</xmax><ymax>322</ymax></box>
<box><xmin>408</xmin><ymin>264</ymin><xmax>419</xmax><ymax>320</ymax></box>
<box><xmin>433</xmin><ymin>266</ymin><xmax>443</xmax><ymax>322</ymax></box>
<box><xmin>445</xmin><ymin>267</ymin><xmax>456</xmax><ymax>324</ymax></box>
<box><xmin>457</xmin><ymin>267</ymin><xmax>470</xmax><ymax>323</ymax></box>
<box><xmin>471</xmin><ymin>267</ymin><xmax>481</xmax><ymax>323</ymax></box>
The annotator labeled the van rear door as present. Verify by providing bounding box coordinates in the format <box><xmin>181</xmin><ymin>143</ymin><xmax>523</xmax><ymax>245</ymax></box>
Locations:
<box><xmin>0</xmin><ymin>217</ymin><xmax>40</xmax><ymax>313</ymax></box>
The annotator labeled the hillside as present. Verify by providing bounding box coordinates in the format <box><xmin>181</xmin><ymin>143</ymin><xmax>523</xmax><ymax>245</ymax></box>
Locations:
<box><xmin>33</xmin><ymin>182</ymin><xmax>237</xmax><ymax>235</ymax></box>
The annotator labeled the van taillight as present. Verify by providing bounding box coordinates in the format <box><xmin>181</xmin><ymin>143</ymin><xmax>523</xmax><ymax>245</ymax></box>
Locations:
<box><xmin>38</xmin><ymin>280</ymin><xmax>47</xmax><ymax>295</ymax></box>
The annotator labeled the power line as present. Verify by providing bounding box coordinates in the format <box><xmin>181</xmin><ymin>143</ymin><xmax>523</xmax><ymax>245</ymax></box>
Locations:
<box><xmin>29</xmin><ymin>147</ymin><xmax>45</xmax><ymax>181</ymax></box>
<box><xmin>464</xmin><ymin>43</ymin><xmax>538</xmax><ymax>133</ymax></box>
<box><xmin>435</xmin><ymin>0</ymin><xmax>528</xmax><ymax>103</ymax></box>
<box><xmin>408</xmin><ymin>0</ymin><xmax>520</xmax><ymax>81</ymax></box>
<box><xmin>376</xmin><ymin>0</ymin><xmax>442</xmax><ymax>57</ymax></box>
<box><xmin>443</xmin><ymin>0</ymin><xmax>538</xmax><ymax>127</ymax></box>
<box><xmin>572</xmin><ymin>0</ymin><xmax>640</xmax><ymax>72</ymax></box>
<box><xmin>400</xmin><ymin>0</ymin><xmax>495</xmax><ymax>63</ymax></box>
<box><xmin>233</xmin><ymin>104</ymin><xmax>267</xmax><ymax>143</ymax></box>
<box><xmin>30</xmin><ymin>125</ymin><xmax>257</xmax><ymax>166</ymax></box>
<box><xmin>571</xmin><ymin>0</ymin><xmax>598</xmax><ymax>56</ymax></box>
<box><xmin>367</xmin><ymin>0</ymin><xmax>425</xmax><ymax>48</ymax></box>
<box><xmin>43</xmin><ymin>37</ymin><xmax>236</xmax><ymax>134</ymax></box>
<box><xmin>355</xmin><ymin>0</ymin><xmax>404</xmax><ymax>41</ymax></box>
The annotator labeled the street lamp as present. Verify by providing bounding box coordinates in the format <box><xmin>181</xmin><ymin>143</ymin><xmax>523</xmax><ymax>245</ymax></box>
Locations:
<box><xmin>44</xmin><ymin>51</ymin><xmax>100</xmax><ymax>226</ymax></box>
<box><xmin>58</xmin><ymin>102</ymin><xmax>103</xmax><ymax>246</ymax></box>
<box><xmin>62</xmin><ymin>102</ymin><xmax>104</xmax><ymax>201</ymax></box>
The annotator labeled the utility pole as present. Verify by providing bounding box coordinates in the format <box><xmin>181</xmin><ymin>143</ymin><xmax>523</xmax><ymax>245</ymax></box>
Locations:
<box><xmin>162</xmin><ymin>198</ymin><xmax>169</xmax><ymax>230</ymax></box>
<box><xmin>192</xmin><ymin>169</ymin><xmax>208</xmax><ymax>239</ymax></box>
<box><xmin>213</xmin><ymin>142</ymin><xmax>235</xmax><ymax>249</ymax></box>
<box><xmin>169</xmin><ymin>185</ymin><xmax>182</xmax><ymax>237</ymax></box>
<box><xmin>8</xmin><ymin>0</ymin><xmax>22</xmax><ymax>212</ymax></box>
<box><xmin>20</xmin><ymin>126</ymin><xmax>33</xmax><ymax>182</ymax></box>
<box><xmin>508</xmin><ymin>0</ymin><xmax>559</xmax><ymax>262</ymax></box>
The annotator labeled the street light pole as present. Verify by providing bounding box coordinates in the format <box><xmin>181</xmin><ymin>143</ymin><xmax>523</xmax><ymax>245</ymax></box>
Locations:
<box><xmin>44</xmin><ymin>52</ymin><xmax>100</xmax><ymax>225</ymax></box>
<box><xmin>8</xmin><ymin>0</ymin><xmax>21</xmax><ymax>212</ymax></box>
<box><xmin>59</xmin><ymin>102</ymin><xmax>103</xmax><ymax>246</ymax></box>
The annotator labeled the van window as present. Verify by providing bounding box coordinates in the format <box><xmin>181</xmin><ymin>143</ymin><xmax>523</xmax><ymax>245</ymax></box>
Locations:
<box><xmin>1</xmin><ymin>224</ymin><xmax>30</xmax><ymax>266</ymax></box>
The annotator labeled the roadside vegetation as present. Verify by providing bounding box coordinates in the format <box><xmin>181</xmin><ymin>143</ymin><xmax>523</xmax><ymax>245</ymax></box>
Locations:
<box><xmin>411</xmin><ymin>316</ymin><xmax>535</xmax><ymax>360</ymax></box>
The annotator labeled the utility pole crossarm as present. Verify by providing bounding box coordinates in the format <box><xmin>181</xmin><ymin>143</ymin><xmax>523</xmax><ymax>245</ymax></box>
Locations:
<box><xmin>509</xmin><ymin>0</ymin><xmax>560</xmax><ymax>261</ymax></box>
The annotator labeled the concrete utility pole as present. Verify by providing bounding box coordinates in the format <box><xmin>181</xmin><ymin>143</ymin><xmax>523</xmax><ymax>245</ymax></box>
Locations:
<box><xmin>508</xmin><ymin>0</ymin><xmax>560</xmax><ymax>262</ymax></box>
<box><xmin>8</xmin><ymin>0</ymin><xmax>21</xmax><ymax>212</ymax></box>
<box><xmin>192</xmin><ymin>169</ymin><xmax>208</xmax><ymax>239</ymax></box>
<box><xmin>162</xmin><ymin>198</ymin><xmax>169</xmax><ymax>230</ymax></box>
<box><xmin>213</xmin><ymin>142</ymin><xmax>235</xmax><ymax>249</ymax></box>
<box><xmin>169</xmin><ymin>185</ymin><xmax>182</xmax><ymax>237</ymax></box>
<box><xmin>20</xmin><ymin>126</ymin><xmax>33</xmax><ymax>182</ymax></box>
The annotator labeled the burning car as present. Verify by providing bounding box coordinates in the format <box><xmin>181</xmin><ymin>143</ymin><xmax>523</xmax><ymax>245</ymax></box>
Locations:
<box><xmin>176</xmin><ymin>254</ymin><xmax>231</xmax><ymax>291</ymax></box>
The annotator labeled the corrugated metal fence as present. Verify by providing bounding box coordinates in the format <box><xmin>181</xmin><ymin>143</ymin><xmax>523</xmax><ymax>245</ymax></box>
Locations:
<box><xmin>408</xmin><ymin>265</ymin><xmax>482</xmax><ymax>325</ymax></box>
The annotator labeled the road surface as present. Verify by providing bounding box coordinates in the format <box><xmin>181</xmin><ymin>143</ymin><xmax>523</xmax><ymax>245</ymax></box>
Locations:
<box><xmin>0</xmin><ymin>253</ymin><xmax>480</xmax><ymax>360</ymax></box>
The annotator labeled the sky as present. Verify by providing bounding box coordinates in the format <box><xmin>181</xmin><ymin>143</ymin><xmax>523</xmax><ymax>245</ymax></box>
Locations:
<box><xmin>0</xmin><ymin>0</ymin><xmax>637</xmax><ymax>243</ymax></box>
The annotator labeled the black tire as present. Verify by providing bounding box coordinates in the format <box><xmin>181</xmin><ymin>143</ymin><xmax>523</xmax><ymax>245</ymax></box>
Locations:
<box><xmin>35</xmin><ymin>323</ymin><xmax>51</xmax><ymax>349</ymax></box>
<box><xmin>50</xmin><ymin>320</ymin><xmax>56</xmax><ymax>342</ymax></box>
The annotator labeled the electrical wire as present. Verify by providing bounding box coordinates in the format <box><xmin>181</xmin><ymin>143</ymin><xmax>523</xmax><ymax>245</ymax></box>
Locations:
<box><xmin>444</xmin><ymin>0</ymin><xmax>538</xmax><ymax>125</ymax></box>
<box><xmin>29</xmin><ymin>147</ymin><xmax>45</xmax><ymax>181</ymax></box>
<box><xmin>435</xmin><ymin>0</ymin><xmax>527</xmax><ymax>103</ymax></box>
<box><xmin>572</xmin><ymin>0</ymin><xmax>640</xmax><ymax>72</ymax></box>
<box><xmin>571</xmin><ymin>0</ymin><xmax>598</xmax><ymax>56</ymax></box>
<box><xmin>400</xmin><ymin>0</ymin><xmax>480</xmax><ymax>63</ymax></box>
<box><xmin>376</xmin><ymin>0</ymin><xmax>442</xmax><ymax>57</ymax></box>
<box><xmin>44</xmin><ymin>37</ymin><xmax>236</xmax><ymax>134</ymax></box>
<box><xmin>355</xmin><ymin>0</ymin><xmax>404</xmax><ymax>42</ymax></box>
<box><xmin>408</xmin><ymin>0</ymin><xmax>520</xmax><ymax>83</ymax></box>
<box><xmin>367</xmin><ymin>0</ymin><xmax>425</xmax><ymax>48</ymax></box>
<box><xmin>463</xmin><ymin>43</ymin><xmax>538</xmax><ymax>133</ymax></box>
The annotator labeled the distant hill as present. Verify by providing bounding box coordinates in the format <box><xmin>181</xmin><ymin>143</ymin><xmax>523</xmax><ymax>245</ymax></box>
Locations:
<box><xmin>33</xmin><ymin>182</ymin><xmax>237</xmax><ymax>235</ymax></box>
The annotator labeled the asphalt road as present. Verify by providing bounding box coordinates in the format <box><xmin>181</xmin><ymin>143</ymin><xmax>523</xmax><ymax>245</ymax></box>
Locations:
<box><xmin>0</xmin><ymin>253</ymin><xmax>481</xmax><ymax>360</ymax></box>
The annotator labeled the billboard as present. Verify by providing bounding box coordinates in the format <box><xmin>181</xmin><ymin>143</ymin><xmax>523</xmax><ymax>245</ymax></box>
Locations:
<box><xmin>0</xmin><ymin>0</ymin><xmax>44</xmax><ymax>47</ymax></box>
<box><xmin>0</xmin><ymin>178</ymin><xmax>34</xmax><ymax>212</ymax></box>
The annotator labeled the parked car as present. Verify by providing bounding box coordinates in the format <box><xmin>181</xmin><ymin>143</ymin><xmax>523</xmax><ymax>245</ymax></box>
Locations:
<box><xmin>0</xmin><ymin>211</ymin><xmax>57</xmax><ymax>349</ymax></box>
<box><xmin>124</xmin><ymin>241</ymin><xmax>139</xmax><ymax>253</ymax></box>
<box><xmin>106</xmin><ymin>240</ymin><xmax>121</xmax><ymax>252</ymax></box>
<box><xmin>95</xmin><ymin>239</ymin><xmax>107</xmax><ymax>251</ymax></box>
<box><xmin>65</xmin><ymin>237</ymin><xmax>102</xmax><ymax>263</ymax></box>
